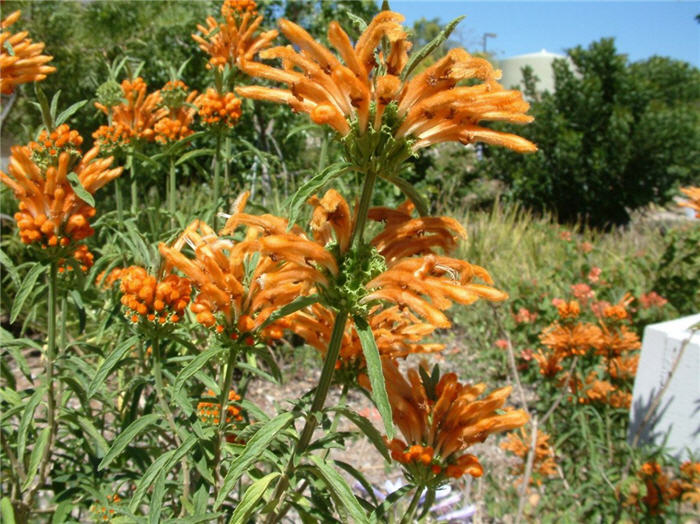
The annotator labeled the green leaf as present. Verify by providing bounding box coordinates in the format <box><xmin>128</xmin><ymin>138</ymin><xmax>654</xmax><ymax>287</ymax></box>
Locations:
<box><xmin>0</xmin><ymin>249</ymin><xmax>20</xmax><ymax>287</ymax></box>
<box><xmin>228</xmin><ymin>472</ymin><xmax>280</xmax><ymax>524</ymax></box>
<box><xmin>259</xmin><ymin>294</ymin><xmax>319</xmax><ymax>329</ymax></box>
<box><xmin>346</xmin><ymin>12</ymin><xmax>368</xmax><ymax>33</ymax></box>
<box><xmin>334</xmin><ymin>460</ymin><xmax>379</xmax><ymax>506</ymax></box>
<box><xmin>34</xmin><ymin>84</ymin><xmax>53</xmax><ymax>131</ymax></box>
<box><xmin>3</xmin><ymin>40</ymin><xmax>14</xmax><ymax>56</ymax></box>
<box><xmin>75</xmin><ymin>415</ymin><xmax>109</xmax><ymax>457</ymax></box>
<box><xmin>174</xmin><ymin>345</ymin><xmax>228</xmax><ymax>393</ymax></box>
<box><xmin>308</xmin><ymin>456</ymin><xmax>369</xmax><ymax>524</ymax></box>
<box><xmin>55</xmin><ymin>99</ymin><xmax>87</xmax><ymax>126</ymax></box>
<box><xmin>49</xmin><ymin>91</ymin><xmax>61</xmax><ymax>123</ymax></box>
<box><xmin>88</xmin><ymin>335</ymin><xmax>139</xmax><ymax>397</ymax></box>
<box><xmin>369</xmin><ymin>485</ymin><xmax>412</xmax><ymax>524</ymax></box>
<box><xmin>17</xmin><ymin>385</ymin><xmax>46</xmax><ymax>459</ymax></box>
<box><xmin>129</xmin><ymin>450</ymin><xmax>176</xmax><ymax>512</ymax></box>
<box><xmin>51</xmin><ymin>501</ymin><xmax>74</xmax><ymax>524</ymax></box>
<box><xmin>401</xmin><ymin>16</ymin><xmax>465</xmax><ymax>81</ymax></box>
<box><xmin>284</xmin><ymin>123</ymin><xmax>318</xmax><ymax>142</ymax></box>
<box><xmin>98</xmin><ymin>414</ymin><xmax>161</xmax><ymax>471</ymax></box>
<box><xmin>23</xmin><ymin>426</ymin><xmax>50</xmax><ymax>490</ymax></box>
<box><xmin>380</xmin><ymin>174</ymin><xmax>429</xmax><ymax>217</ymax></box>
<box><xmin>214</xmin><ymin>412</ymin><xmax>294</xmax><ymax>509</ymax></box>
<box><xmin>1</xmin><ymin>497</ymin><xmax>15</xmax><ymax>524</ymax></box>
<box><xmin>10</xmin><ymin>263</ymin><xmax>45</xmax><ymax>324</ymax></box>
<box><xmin>285</xmin><ymin>162</ymin><xmax>354</xmax><ymax>228</ymax></box>
<box><xmin>66</xmin><ymin>172</ymin><xmax>95</xmax><ymax>207</ymax></box>
<box><xmin>328</xmin><ymin>407</ymin><xmax>390</xmax><ymax>462</ymax></box>
<box><xmin>354</xmin><ymin>316</ymin><xmax>394</xmax><ymax>439</ymax></box>
<box><xmin>175</xmin><ymin>148</ymin><xmax>215</xmax><ymax>166</ymax></box>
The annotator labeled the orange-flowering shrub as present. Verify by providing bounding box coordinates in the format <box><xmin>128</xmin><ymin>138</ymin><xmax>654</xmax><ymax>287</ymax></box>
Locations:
<box><xmin>195</xmin><ymin>88</ymin><xmax>242</xmax><ymax>126</ymax></box>
<box><xmin>192</xmin><ymin>0</ymin><xmax>277</xmax><ymax>71</ymax></box>
<box><xmin>382</xmin><ymin>360</ymin><xmax>528</xmax><ymax>483</ymax></box>
<box><xmin>106</xmin><ymin>266</ymin><xmax>191</xmax><ymax>325</ymax></box>
<box><xmin>0</xmin><ymin>139</ymin><xmax>122</xmax><ymax>249</ymax></box>
<box><xmin>0</xmin><ymin>10</ymin><xmax>56</xmax><ymax>94</ymax></box>
<box><xmin>93</xmin><ymin>77</ymin><xmax>164</xmax><ymax>147</ymax></box>
<box><xmin>622</xmin><ymin>461</ymin><xmax>700</xmax><ymax>516</ymax></box>
<box><xmin>500</xmin><ymin>428</ymin><xmax>558</xmax><ymax>485</ymax></box>
<box><xmin>679</xmin><ymin>186</ymin><xmax>700</xmax><ymax>218</ymax></box>
<box><xmin>237</xmin><ymin>11</ymin><xmax>536</xmax><ymax>155</ymax></box>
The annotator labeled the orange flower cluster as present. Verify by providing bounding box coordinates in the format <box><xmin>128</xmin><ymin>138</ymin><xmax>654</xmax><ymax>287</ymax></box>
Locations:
<box><xmin>382</xmin><ymin>360</ymin><xmax>528</xmax><ymax>483</ymax></box>
<box><xmin>154</xmin><ymin>81</ymin><xmax>197</xmax><ymax>144</ymax></box>
<box><xmin>159</xmin><ymin>208</ymin><xmax>316</xmax><ymax>341</ymax></box>
<box><xmin>192</xmin><ymin>0</ymin><xmax>277</xmax><ymax>71</ymax></box>
<box><xmin>237</xmin><ymin>11</ymin><xmax>536</xmax><ymax>154</ymax></box>
<box><xmin>195</xmin><ymin>88</ymin><xmax>242</xmax><ymax>126</ymax></box>
<box><xmin>197</xmin><ymin>389</ymin><xmax>243</xmax><ymax>425</ymax></box>
<box><xmin>58</xmin><ymin>245</ymin><xmax>94</xmax><ymax>274</ymax></box>
<box><xmin>89</xmin><ymin>493</ymin><xmax>121</xmax><ymax>522</ymax></box>
<box><xmin>624</xmin><ymin>461</ymin><xmax>700</xmax><ymax>516</ymax></box>
<box><xmin>639</xmin><ymin>291</ymin><xmax>668</xmax><ymax>309</ymax></box>
<box><xmin>500</xmin><ymin>428</ymin><xmax>558</xmax><ymax>486</ymax></box>
<box><xmin>107</xmin><ymin>266</ymin><xmax>191</xmax><ymax>325</ymax></box>
<box><xmin>28</xmin><ymin>124</ymin><xmax>83</xmax><ymax>162</ymax></box>
<box><xmin>679</xmin><ymin>186</ymin><xmax>700</xmax><ymax>218</ymax></box>
<box><xmin>1</xmin><ymin>141</ymin><xmax>122</xmax><ymax>248</ymax></box>
<box><xmin>93</xmin><ymin>77</ymin><xmax>164</xmax><ymax>148</ymax></box>
<box><xmin>0</xmin><ymin>10</ymin><xmax>56</xmax><ymax>94</ymax></box>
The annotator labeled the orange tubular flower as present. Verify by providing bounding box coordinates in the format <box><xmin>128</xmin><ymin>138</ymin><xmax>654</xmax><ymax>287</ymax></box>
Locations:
<box><xmin>106</xmin><ymin>266</ymin><xmax>191</xmax><ymax>326</ymax></box>
<box><xmin>159</xmin><ymin>210</ymin><xmax>323</xmax><ymax>340</ymax></box>
<box><xmin>0</xmin><ymin>11</ymin><xmax>56</xmax><ymax>94</ymax></box>
<box><xmin>382</xmin><ymin>359</ymin><xmax>528</xmax><ymax>483</ymax></box>
<box><xmin>195</xmin><ymin>88</ymin><xmax>242</xmax><ymax>126</ymax></box>
<box><xmin>192</xmin><ymin>0</ymin><xmax>278</xmax><ymax>71</ymax></box>
<box><xmin>93</xmin><ymin>77</ymin><xmax>164</xmax><ymax>147</ymax></box>
<box><xmin>1</xmin><ymin>140</ymin><xmax>122</xmax><ymax>249</ymax></box>
<box><xmin>237</xmin><ymin>11</ymin><xmax>536</xmax><ymax>156</ymax></box>
<box><xmin>501</xmin><ymin>428</ymin><xmax>558</xmax><ymax>485</ymax></box>
<box><xmin>679</xmin><ymin>186</ymin><xmax>700</xmax><ymax>218</ymax></box>
<box><xmin>154</xmin><ymin>80</ymin><xmax>197</xmax><ymax>144</ymax></box>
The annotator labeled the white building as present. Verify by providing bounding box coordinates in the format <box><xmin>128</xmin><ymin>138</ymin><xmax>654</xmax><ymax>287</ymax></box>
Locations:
<box><xmin>498</xmin><ymin>49</ymin><xmax>574</xmax><ymax>94</ymax></box>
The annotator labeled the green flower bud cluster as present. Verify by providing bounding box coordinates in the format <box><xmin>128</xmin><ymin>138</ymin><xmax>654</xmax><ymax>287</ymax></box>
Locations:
<box><xmin>96</xmin><ymin>79</ymin><xmax>124</xmax><ymax>108</ymax></box>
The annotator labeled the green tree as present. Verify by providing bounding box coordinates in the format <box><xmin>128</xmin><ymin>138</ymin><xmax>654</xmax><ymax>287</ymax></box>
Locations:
<box><xmin>478</xmin><ymin>38</ymin><xmax>700</xmax><ymax>227</ymax></box>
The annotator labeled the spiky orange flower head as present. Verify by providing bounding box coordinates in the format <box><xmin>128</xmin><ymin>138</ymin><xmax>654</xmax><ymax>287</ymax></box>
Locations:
<box><xmin>0</xmin><ymin>11</ymin><xmax>56</xmax><ymax>94</ymax></box>
<box><xmin>197</xmin><ymin>389</ymin><xmax>243</xmax><ymax>425</ymax></box>
<box><xmin>58</xmin><ymin>244</ymin><xmax>94</xmax><ymax>274</ymax></box>
<box><xmin>501</xmin><ymin>428</ymin><xmax>558</xmax><ymax>485</ymax></box>
<box><xmin>679</xmin><ymin>186</ymin><xmax>700</xmax><ymax>218</ymax></box>
<box><xmin>93</xmin><ymin>77</ymin><xmax>164</xmax><ymax>149</ymax></box>
<box><xmin>382</xmin><ymin>359</ymin><xmax>528</xmax><ymax>483</ymax></box>
<box><xmin>678</xmin><ymin>461</ymin><xmax>700</xmax><ymax>505</ymax></box>
<box><xmin>540</xmin><ymin>320</ymin><xmax>602</xmax><ymax>359</ymax></box>
<box><xmin>237</xmin><ymin>11</ymin><xmax>536</xmax><ymax>164</ymax></box>
<box><xmin>160</xmin><ymin>200</ymin><xmax>326</xmax><ymax>340</ymax></box>
<box><xmin>195</xmin><ymin>88</ymin><xmax>243</xmax><ymax>126</ymax></box>
<box><xmin>105</xmin><ymin>266</ymin><xmax>191</xmax><ymax>326</ymax></box>
<box><xmin>0</xmin><ymin>129</ymin><xmax>122</xmax><ymax>250</ymax></box>
<box><xmin>153</xmin><ymin>80</ymin><xmax>197</xmax><ymax>144</ymax></box>
<box><xmin>192</xmin><ymin>0</ymin><xmax>278</xmax><ymax>71</ymax></box>
<box><xmin>624</xmin><ymin>462</ymin><xmax>683</xmax><ymax>516</ymax></box>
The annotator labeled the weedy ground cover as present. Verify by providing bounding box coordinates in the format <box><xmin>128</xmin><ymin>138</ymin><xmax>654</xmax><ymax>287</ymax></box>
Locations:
<box><xmin>1</xmin><ymin>2</ymin><xmax>698</xmax><ymax>523</ymax></box>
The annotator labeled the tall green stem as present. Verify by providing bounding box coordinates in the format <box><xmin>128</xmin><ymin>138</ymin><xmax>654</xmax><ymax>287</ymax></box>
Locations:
<box><xmin>213</xmin><ymin>132</ymin><xmax>222</xmax><ymax>229</ymax></box>
<box><xmin>152</xmin><ymin>336</ymin><xmax>190</xmax><ymax>508</ymax></box>
<box><xmin>168</xmin><ymin>157</ymin><xmax>176</xmax><ymax>228</ymax></box>
<box><xmin>24</xmin><ymin>261</ymin><xmax>58</xmax><ymax>505</ymax></box>
<box><xmin>350</xmin><ymin>168</ymin><xmax>377</xmax><ymax>246</ymax></box>
<box><xmin>223</xmin><ymin>135</ymin><xmax>231</xmax><ymax>192</ymax></box>
<box><xmin>114</xmin><ymin>177</ymin><xmax>123</xmax><ymax>223</ymax></box>
<box><xmin>130</xmin><ymin>148</ymin><xmax>138</xmax><ymax>214</ymax></box>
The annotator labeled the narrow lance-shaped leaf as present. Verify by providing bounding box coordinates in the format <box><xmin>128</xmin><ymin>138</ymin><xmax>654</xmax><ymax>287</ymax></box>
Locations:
<box><xmin>228</xmin><ymin>472</ymin><xmax>281</xmax><ymax>524</ymax></box>
<box><xmin>129</xmin><ymin>450</ymin><xmax>176</xmax><ymax>512</ymax></box>
<box><xmin>354</xmin><ymin>316</ymin><xmax>394</xmax><ymax>439</ymax></box>
<box><xmin>66</xmin><ymin>172</ymin><xmax>95</xmax><ymax>207</ymax></box>
<box><xmin>55</xmin><ymin>99</ymin><xmax>87</xmax><ymax>126</ymax></box>
<box><xmin>174</xmin><ymin>345</ymin><xmax>228</xmax><ymax>393</ymax></box>
<box><xmin>88</xmin><ymin>335</ymin><xmax>139</xmax><ymax>397</ymax></box>
<box><xmin>17</xmin><ymin>385</ymin><xmax>46</xmax><ymax>459</ymax></box>
<box><xmin>259</xmin><ymin>294</ymin><xmax>319</xmax><ymax>330</ymax></box>
<box><xmin>22</xmin><ymin>426</ymin><xmax>50</xmax><ymax>490</ymax></box>
<box><xmin>381</xmin><ymin>173</ymin><xmax>429</xmax><ymax>217</ymax></box>
<box><xmin>98</xmin><ymin>414</ymin><xmax>161</xmax><ymax>471</ymax></box>
<box><xmin>214</xmin><ymin>412</ymin><xmax>294</xmax><ymax>509</ymax></box>
<box><xmin>308</xmin><ymin>456</ymin><xmax>370</xmax><ymax>524</ymax></box>
<box><xmin>328</xmin><ymin>407</ymin><xmax>390</xmax><ymax>462</ymax></box>
<box><xmin>401</xmin><ymin>16</ymin><xmax>465</xmax><ymax>82</ymax></box>
<box><xmin>10</xmin><ymin>263</ymin><xmax>45</xmax><ymax>324</ymax></box>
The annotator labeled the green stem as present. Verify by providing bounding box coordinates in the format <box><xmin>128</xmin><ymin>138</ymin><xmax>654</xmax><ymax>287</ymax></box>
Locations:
<box><xmin>350</xmin><ymin>168</ymin><xmax>377</xmax><ymax>246</ymax></box>
<box><xmin>401</xmin><ymin>487</ymin><xmax>423</xmax><ymax>524</ymax></box>
<box><xmin>213</xmin><ymin>132</ymin><xmax>222</xmax><ymax>229</ymax></box>
<box><xmin>130</xmin><ymin>147</ymin><xmax>138</xmax><ymax>214</ymax></box>
<box><xmin>168</xmin><ymin>157</ymin><xmax>176</xmax><ymax>228</ymax></box>
<box><xmin>25</xmin><ymin>261</ymin><xmax>58</xmax><ymax>505</ymax></box>
<box><xmin>114</xmin><ymin>177</ymin><xmax>123</xmax><ymax>223</ymax></box>
<box><xmin>223</xmin><ymin>135</ymin><xmax>231</xmax><ymax>193</ymax></box>
<box><xmin>152</xmin><ymin>336</ymin><xmax>190</xmax><ymax>509</ymax></box>
<box><xmin>214</xmin><ymin>343</ymin><xmax>239</xmax><ymax>492</ymax></box>
<box><xmin>265</xmin><ymin>310</ymin><xmax>349</xmax><ymax>524</ymax></box>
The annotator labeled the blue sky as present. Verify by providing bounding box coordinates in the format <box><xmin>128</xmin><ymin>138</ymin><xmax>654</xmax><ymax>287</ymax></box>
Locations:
<box><xmin>389</xmin><ymin>1</ymin><xmax>699</xmax><ymax>66</ymax></box>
